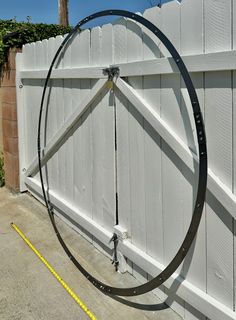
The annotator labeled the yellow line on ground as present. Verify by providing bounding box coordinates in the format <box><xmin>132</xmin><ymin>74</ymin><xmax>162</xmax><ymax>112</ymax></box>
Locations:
<box><xmin>11</xmin><ymin>223</ymin><xmax>97</xmax><ymax>320</ymax></box>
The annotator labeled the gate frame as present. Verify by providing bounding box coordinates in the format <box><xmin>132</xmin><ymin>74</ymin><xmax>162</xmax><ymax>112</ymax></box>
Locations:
<box><xmin>36</xmin><ymin>10</ymin><xmax>207</xmax><ymax>297</ymax></box>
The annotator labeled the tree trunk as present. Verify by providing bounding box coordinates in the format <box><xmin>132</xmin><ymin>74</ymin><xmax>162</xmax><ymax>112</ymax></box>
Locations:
<box><xmin>58</xmin><ymin>0</ymin><xmax>69</xmax><ymax>26</ymax></box>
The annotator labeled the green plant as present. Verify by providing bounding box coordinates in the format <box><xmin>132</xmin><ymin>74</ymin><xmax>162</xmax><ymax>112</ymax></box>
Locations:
<box><xmin>0</xmin><ymin>153</ymin><xmax>5</xmax><ymax>187</ymax></box>
<box><xmin>0</xmin><ymin>19</ymin><xmax>72</xmax><ymax>68</ymax></box>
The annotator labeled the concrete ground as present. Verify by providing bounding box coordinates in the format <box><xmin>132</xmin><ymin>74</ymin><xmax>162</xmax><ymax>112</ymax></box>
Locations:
<box><xmin>0</xmin><ymin>187</ymin><xmax>181</xmax><ymax>320</ymax></box>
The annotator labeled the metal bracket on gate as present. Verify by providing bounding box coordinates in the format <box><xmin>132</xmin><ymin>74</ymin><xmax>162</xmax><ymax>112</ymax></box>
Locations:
<box><xmin>109</xmin><ymin>233</ymin><xmax>119</xmax><ymax>271</ymax></box>
<box><xmin>103</xmin><ymin>67</ymin><xmax>120</xmax><ymax>81</ymax></box>
<box><xmin>103</xmin><ymin>67</ymin><xmax>119</xmax><ymax>89</ymax></box>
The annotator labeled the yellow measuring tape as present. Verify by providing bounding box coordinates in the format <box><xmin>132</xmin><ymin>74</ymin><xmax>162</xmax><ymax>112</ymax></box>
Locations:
<box><xmin>11</xmin><ymin>223</ymin><xmax>97</xmax><ymax>320</ymax></box>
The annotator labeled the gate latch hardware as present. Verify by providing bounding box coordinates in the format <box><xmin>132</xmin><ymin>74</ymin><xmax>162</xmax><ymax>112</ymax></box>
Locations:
<box><xmin>103</xmin><ymin>67</ymin><xmax>119</xmax><ymax>89</ymax></box>
<box><xmin>109</xmin><ymin>233</ymin><xmax>119</xmax><ymax>271</ymax></box>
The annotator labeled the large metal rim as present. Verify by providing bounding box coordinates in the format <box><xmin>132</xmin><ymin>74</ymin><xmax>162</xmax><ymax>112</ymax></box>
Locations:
<box><xmin>37</xmin><ymin>10</ymin><xmax>208</xmax><ymax>297</ymax></box>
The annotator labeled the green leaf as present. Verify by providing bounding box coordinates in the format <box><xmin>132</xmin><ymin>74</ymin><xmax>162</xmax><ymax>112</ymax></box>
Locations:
<box><xmin>0</xmin><ymin>19</ymin><xmax>73</xmax><ymax>67</ymax></box>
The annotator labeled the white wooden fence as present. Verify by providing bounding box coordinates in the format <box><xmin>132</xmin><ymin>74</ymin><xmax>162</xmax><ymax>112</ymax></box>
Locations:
<box><xmin>16</xmin><ymin>1</ymin><xmax>236</xmax><ymax>319</ymax></box>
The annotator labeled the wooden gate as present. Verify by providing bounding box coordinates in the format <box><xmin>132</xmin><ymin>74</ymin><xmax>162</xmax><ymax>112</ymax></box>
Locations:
<box><xmin>16</xmin><ymin>2</ymin><xmax>236</xmax><ymax>320</ymax></box>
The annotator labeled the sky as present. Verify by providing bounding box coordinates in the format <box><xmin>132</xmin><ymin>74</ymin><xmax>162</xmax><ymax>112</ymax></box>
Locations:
<box><xmin>0</xmin><ymin>0</ymin><xmax>173</xmax><ymax>28</ymax></box>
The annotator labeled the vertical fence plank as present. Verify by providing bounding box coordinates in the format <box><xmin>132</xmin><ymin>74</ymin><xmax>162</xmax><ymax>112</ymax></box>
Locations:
<box><xmin>143</xmin><ymin>6</ymin><xmax>165</xmax><ymax>300</ymax></box>
<box><xmin>181</xmin><ymin>1</ymin><xmax>206</xmax><ymax>319</ymax></box>
<box><xmin>46</xmin><ymin>36</ymin><xmax>60</xmax><ymax>191</ymax></box>
<box><xmin>181</xmin><ymin>0</ymin><xmax>204</xmax><ymax>56</ymax></box>
<box><xmin>126</xmin><ymin>18</ymin><xmax>146</xmax><ymax>252</ymax></box>
<box><xmin>45</xmin><ymin>37</ymin><xmax>56</xmax><ymax>192</ymax></box>
<box><xmin>204</xmin><ymin>0</ymin><xmax>234</xmax><ymax>313</ymax></box>
<box><xmin>143</xmin><ymin>6</ymin><xmax>162</xmax><ymax>260</ymax></box>
<box><xmin>89</xmin><ymin>25</ymin><xmax>115</xmax><ymax>257</ymax></box>
<box><xmin>100</xmin><ymin>23</ymin><xmax>116</xmax><ymax>231</ymax></box>
<box><xmin>204</xmin><ymin>0</ymin><xmax>232</xmax><ymax>53</ymax></box>
<box><xmin>71</xmin><ymin>30</ymin><xmax>93</xmax><ymax>242</ymax></box>
<box><xmin>22</xmin><ymin>43</ymin><xmax>36</xmax><ymax>169</ymax></box>
<box><xmin>35</xmin><ymin>39</ymin><xmax>49</xmax><ymax>184</ymax></box>
<box><xmin>205</xmin><ymin>72</ymin><xmax>234</xmax><ymax>309</ymax></box>
<box><xmin>90</xmin><ymin>26</ymin><xmax>104</xmax><ymax>229</ymax></box>
<box><xmin>126</xmin><ymin>17</ymin><xmax>147</xmax><ymax>283</ymax></box>
<box><xmin>159</xmin><ymin>1</ymin><xmax>185</xmax><ymax>317</ymax></box>
<box><xmin>143</xmin><ymin>7</ymin><xmax>161</xmax><ymax>60</ymax></box>
<box><xmin>62</xmin><ymin>33</ymin><xmax>73</xmax><ymax>202</ymax></box>
<box><xmin>113</xmin><ymin>18</ymin><xmax>127</xmax><ymax>65</ymax></box>
<box><xmin>205</xmin><ymin>72</ymin><xmax>233</xmax><ymax>191</ymax></box>
<box><xmin>160</xmin><ymin>0</ymin><xmax>181</xmax><ymax>57</ymax></box>
<box><xmin>16</xmin><ymin>51</ymin><xmax>26</xmax><ymax>191</ymax></box>
<box><xmin>54</xmin><ymin>36</ymin><xmax>65</xmax><ymax>199</ymax></box>
<box><xmin>233</xmin><ymin>1</ymin><xmax>236</xmax><ymax>312</ymax></box>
